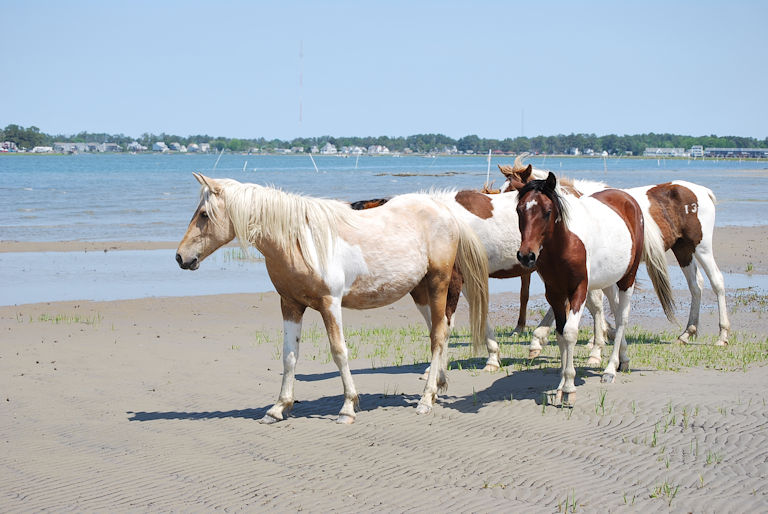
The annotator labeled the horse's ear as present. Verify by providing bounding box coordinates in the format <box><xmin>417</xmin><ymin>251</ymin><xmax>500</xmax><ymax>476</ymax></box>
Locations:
<box><xmin>520</xmin><ymin>164</ymin><xmax>533</xmax><ymax>183</ymax></box>
<box><xmin>193</xmin><ymin>173</ymin><xmax>222</xmax><ymax>194</ymax></box>
<box><xmin>545</xmin><ymin>172</ymin><xmax>557</xmax><ymax>191</ymax></box>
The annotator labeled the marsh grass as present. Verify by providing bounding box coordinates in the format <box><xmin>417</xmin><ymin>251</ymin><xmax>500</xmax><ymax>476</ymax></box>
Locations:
<box><xmin>34</xmin><ymin>312</ymin><xmax>103</xmax><ymax>325</ymax></box>
<box><xmin>249</xmin><ymin>321</ymin><xmax>768</xmax><ymax>376</ymax></box>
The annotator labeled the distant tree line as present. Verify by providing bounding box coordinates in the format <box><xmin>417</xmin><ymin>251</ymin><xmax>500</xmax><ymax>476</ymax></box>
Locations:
<box><xmin>3</xmin><ymin>123</ymin><xmax>767</xmax><ymax>155</ymax></box>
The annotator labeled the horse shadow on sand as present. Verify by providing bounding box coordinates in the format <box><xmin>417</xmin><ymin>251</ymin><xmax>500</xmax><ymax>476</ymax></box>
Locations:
<box><xmin>127</xmin><ymin>355</ymin><xmax>607</xmax><ymax>423</ymax></box>
<box><xmin>128</xmin><ymin>327</ymin><xmax>676</xmax><ymax>422</ymax></box>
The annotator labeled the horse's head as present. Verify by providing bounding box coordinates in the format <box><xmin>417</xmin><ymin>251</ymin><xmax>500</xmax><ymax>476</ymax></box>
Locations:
<box><xmin>514</xmin><ymin>172</ymin><xmax>565</xmax><ymax>268</ymax></box>
<box><xmin>499</xmin><ymin>152</ymin><xmax>534</xmax><ymax>193</ymax></box>
<box><xmin>176</xmin><ymin>173</ymin><xmax>236</xmax><ymax>270</ymax></box>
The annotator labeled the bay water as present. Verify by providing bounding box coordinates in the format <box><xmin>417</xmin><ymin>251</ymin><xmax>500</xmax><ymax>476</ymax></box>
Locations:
<box><xmin>2</xmin><ymin>153</ymin><xmax>767</xmax><ymax>305</ymax></box>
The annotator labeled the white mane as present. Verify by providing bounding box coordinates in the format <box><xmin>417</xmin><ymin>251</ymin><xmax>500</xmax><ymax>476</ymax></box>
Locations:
<box><xmin>204</xmin><ymin>179</ymin><xmax>357</xmax><ymax>273</ymax></box>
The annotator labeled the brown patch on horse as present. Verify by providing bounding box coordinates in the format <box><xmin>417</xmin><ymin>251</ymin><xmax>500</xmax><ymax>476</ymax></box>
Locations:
<box><xmin>454</xmin><ymin>190</ymin><xmax>494</xmax><ymax>219</ymax></box>
<box><xmin>537</xmin><ymin>232</ymin><xmax>589</xmax><ymax>330</ymax></box>
<box><xmin>350</xmin><ymin>198</ymin><xmax>389</xmax><ymax>210</ymax></box>
<box><xmin>557</xmin><ymin>177</ymin><xmax>583</xmax><ymax>198</ymax></box>
<box><xmin>489</xmin><ymin>264</ymin><xmax>529</xmax><ymax>279</ymax></box>
<box><xmin>591</xmin><ymin>189</ymin><xmax>644</xmax><ymax>291</ymax></box>
<box><xmin>646</xmin><ymin>183</ymin><xmax>703</xmax><ymax>267</ymax></box>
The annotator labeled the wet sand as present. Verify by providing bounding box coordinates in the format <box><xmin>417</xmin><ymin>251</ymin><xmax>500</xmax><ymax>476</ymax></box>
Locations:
<box><xmin>1</xmin><ymin>226</ymin><xmax>767</xmax><ymax>511</ymax></box>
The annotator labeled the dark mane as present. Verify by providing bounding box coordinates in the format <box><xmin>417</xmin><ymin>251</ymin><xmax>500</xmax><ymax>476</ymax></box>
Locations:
<box><xmin>518</xmin><ymin>176</ymin><xmax>570</xmax><ymax>224</ymax></box>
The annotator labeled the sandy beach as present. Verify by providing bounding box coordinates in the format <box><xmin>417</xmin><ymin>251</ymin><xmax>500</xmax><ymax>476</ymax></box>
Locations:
<box><xmin>2</xmin><ymin>226</ymin><xmax>767</xmax><ymax>511</ymax></box>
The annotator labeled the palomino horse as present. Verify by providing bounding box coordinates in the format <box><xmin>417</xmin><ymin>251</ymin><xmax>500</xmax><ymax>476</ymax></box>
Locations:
<box><xmin>500</xmin><ymin>156</ymin><xmax>730</xmax><ymax>353</ymax></box>
<box><xmin>176</xmin><ymin>174</ymin><xmax>489</xmax><ymax>423</ymax></box>
<box><xmin>514</xmin><ymin>173</ymin><xmax>675</xmax><ymax>404</ymax></box>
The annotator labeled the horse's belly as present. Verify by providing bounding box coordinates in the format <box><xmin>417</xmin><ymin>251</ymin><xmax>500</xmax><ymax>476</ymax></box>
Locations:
<box><xmin>341</xmin><ymin>255</ymin><xmax>428</xmax><ymax>309</ymax></box>
<box><xmin>581</xmin><ymin>208</ymin><xmax>635</xmax><ymax>289</ymax></box>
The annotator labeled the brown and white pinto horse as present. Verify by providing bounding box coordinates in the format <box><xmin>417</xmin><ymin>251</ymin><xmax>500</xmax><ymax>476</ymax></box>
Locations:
<box><xmin>351</xmin><ymin>189</ymin><xmax>608</xmax><ymax>373</ymax></box>
<box><xmin>514</xmin><ymin>173</ymin><xmax>675</xmax><ymax>404</ymax></box>
<box><xmin>176</xmin><ymin>174</ymin><xmax>489</xmax><ymax>423</ymax></box>
<box><xmin>501</xmin><ymin>157</ymin><xmax>730</xmax><ymax>349</ymax></box>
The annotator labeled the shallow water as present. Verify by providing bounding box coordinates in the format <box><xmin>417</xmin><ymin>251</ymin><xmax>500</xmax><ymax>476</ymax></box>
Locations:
<box><xmin>2</xmin><ymin>248</ymin><xmax>764</xmax><ymax>306</ymax></box>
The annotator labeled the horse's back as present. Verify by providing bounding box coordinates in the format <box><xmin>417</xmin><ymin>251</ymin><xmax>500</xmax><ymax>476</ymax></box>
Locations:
<box><xmin>571</xmin><ymin>191</ymin><xmax>640</xmax><ymax>288</ymax></box>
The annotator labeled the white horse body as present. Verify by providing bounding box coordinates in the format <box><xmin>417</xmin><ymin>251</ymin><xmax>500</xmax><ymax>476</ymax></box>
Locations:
<box><xmin>568</xmin><ymin>195</ymin><xmax>636</xmax><ymax>291</ymax></box>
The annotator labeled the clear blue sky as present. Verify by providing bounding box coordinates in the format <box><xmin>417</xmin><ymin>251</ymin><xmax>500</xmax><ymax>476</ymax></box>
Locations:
<box><xmin>3</xmin><ymin>0</ymin><xmax>766</xmax><ymax>140</ymax></box>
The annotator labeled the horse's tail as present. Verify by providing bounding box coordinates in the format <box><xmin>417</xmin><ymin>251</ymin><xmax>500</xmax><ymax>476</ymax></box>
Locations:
<box><xmin>454</xmin><ymin>219</ymin><xmax>489</xmax><ymax>355</ymax></box>
<box><xmin>642</xmin><ymin>214</ymin><xmax>676</xmax><ymax>323</ymax></box>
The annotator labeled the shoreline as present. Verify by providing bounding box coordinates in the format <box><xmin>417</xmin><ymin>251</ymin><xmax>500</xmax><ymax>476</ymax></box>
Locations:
<box><xmin>2</xmin><ymin>224</ymin><xmax>766</xmax><ymax>274</ymax></box>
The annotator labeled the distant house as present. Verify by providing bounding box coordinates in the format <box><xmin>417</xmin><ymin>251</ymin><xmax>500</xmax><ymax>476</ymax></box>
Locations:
<box><xmin>291</xmin><ymin>146</ymin><xmax>305</xmax><ymax>153</ymax></box>
<box><xmin>367</xmin><ymin>145</ymin><xmax>390</xmax><ymax>155</ymax></box>
<box><xmin>53</xmin><ymin>142</ymin><xmax>88</xmax><ymax>153</ymax></box>
<box><xmin>31</xmin><ymin>146</ymin><xmax>54</xmax><ymax>153</ymax></box>
<box><xmin>690</xmin><ymin>145</ymin><xmax>704</xmax><ymax>157</ymax></box>
<box><xmin>199</xmin><ymin>143</ymin><xmax>211</xmax><ymax>153</ymax></box>
<box><xmin>643</xmin><ymin>147</ymin><xmax>686</xmax><ymax>157</ymax></box>
<box><xmin>100</xmin><ymin>143</ymin><xmax>121</xmax><ymax>152</ymax></box>
<box><xmin>310</xmin><ymin>145</ymin><xmax>319</xmax><ymax>154</ymax></box>
<box><xmin>153</xmin><ymin>142</ymin><xmax>169</xmax><ymax>152</ymax></box>
<box><xmin>187</xmin><ymin>143</ymin><xmax>200</xmax><ymax>152</ymax></box>
<box><xmin>320</xmin><ymin>142</ymin><xmax>337</xmax><ymax>154</ymax></box>
<box><xmin>1</xmin><ymin>141</ymin><xmax>18</xmax><ymax>152</ymax></box>
<box><xmin>127</xmin><ymin>141</ymin><xmax>147</xmax><ymax>152</ymax></box>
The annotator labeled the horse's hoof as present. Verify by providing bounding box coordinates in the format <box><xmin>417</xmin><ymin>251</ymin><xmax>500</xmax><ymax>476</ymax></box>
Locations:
<box><xmin>586</xmin><ymin>356</ymin><xmax>602</xmax><ymax>367</ymax></box>
<box><xmin>336</xmin><ymin>414</ymin><xmax>355</xmax><ymax>425</ymax></box>
<box><xmin>419</xmin><ymin>371</ymin><xmax>429</xmax><ymax>381</ymax></box>
<box><xmin>714</xmin><ymin>340</ymin><xmax>728</xmax><ymax>347</ymax></box>
<box><xmin>586</xmin><ymin>340</ymin><xmax>595</xmax><ymax>349</ymax></box>
<box><xmin>259</xmin><ymin>413</ymin><xmax>282</xmax><ymax>425</ymax></box>
<box><xmin>563</xmin><ymin>391</ymin><xmax>576</xmax><ymax>406</ymax></box>
<box><xmin>601</xmin><ymin>373</ymin><xmax>615</xmax><ymax>384</ymax></box>
<box><xmin>416</xmin><ymin>402</ymin><xmax>432</xmax><ymax>415</ymax></box>
<box><xmin>676</xmin><ymin>337</ymin><xmax>689</xmax><ymax>345</ymax></box>
<box><xmin>528</xmin><ymin>349</ymin><xmax>541</xmax><ymax>359</ymax></box>
<box><xmin>513</xmin><ymin>324</ymin><xmax>525</xmax><ymax>334</ymax></box>
<box><xmin>554</xmin><ymin>389</ymin><xmax>563</xmax><ymax>406</ymax></box>
<box><xmin>482</xmin><ymin>364</ymin><xmax>499</xmax><ymax>372</ymax></box>
<box><xmin>617</xmin><ymin>360</ymin><xmax>630</xmax><ymax>372</ymax></box>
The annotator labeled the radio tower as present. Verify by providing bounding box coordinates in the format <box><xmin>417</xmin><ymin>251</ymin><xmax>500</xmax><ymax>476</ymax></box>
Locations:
<box><xmin>299</xmin><ymin>40</ymin><xmax>303</xmax><ymax>126</ymax></box>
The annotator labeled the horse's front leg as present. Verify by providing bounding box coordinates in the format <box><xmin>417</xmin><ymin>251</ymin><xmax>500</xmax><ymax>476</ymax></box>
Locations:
<box><xmin>555</xmin><ymin>303</ymin><xmax>584</xmax><ymax>406</ymax></box>
<box><xmin>320</xmin><ymin>297</ymin><xmax>359</xmax><ymax>424</ymax></box>
<box><xmin>261</xmin><ymin>297</ymin><xmax>306</xmax><ymax>424</ymax></box>
<box><xmin>602</xmin><ymin>285</ymin><xmax>633</xmax><ymax>383</ymax></box>
<box><xmin>514</xmin><ymin>272</ymin><xmax>532</xmax><ymax>332</ymax></box>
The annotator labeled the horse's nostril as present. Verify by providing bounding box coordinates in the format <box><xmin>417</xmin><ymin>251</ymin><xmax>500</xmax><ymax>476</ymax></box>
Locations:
<box><xmin>175</xmin><ymin>253</ymin><xmax>183</xmax><ymax>266</ymax></box>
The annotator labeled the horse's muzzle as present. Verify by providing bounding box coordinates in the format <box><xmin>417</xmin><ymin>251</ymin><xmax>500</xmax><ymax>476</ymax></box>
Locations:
<box><xmin>176</xmin><ymin>253</ymin><xmax>199</xmax><ymax>270</ymax></box>
<box><xmin>517</xmin><ymin>250</ymin><xmax>537</xmax><ymax>269</ymax></box>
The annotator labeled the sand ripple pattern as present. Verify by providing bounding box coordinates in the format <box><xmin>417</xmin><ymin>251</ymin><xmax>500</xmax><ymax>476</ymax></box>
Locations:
<box><xmin>1</xmin><ymin>297</ymin><xmax>767</xmax><ymax>512</ymax></box>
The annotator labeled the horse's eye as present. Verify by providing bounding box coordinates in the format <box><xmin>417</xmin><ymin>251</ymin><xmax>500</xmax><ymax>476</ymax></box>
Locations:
<box><xmin>200</xmin><ymin>211</ymin><xmax>209</xmax><ymax>219</ymax></box>
<box><xmin>543</xmin><ymin>210</ymin><xmax>551</xmax><ymax>220</ymax></box>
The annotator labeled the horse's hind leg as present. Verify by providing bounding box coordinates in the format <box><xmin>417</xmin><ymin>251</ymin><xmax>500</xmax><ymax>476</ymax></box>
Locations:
<box><xmin>602</xmin><ymin>286</ymin><xmax>633</xmax><ymax>384</ymax></box>
<box><xmin>417</xmin><ymin>272</ymin><xmax>451</xmax><ymax>415</ymax></box>
<box><xmin>319</xmin><ymin>296</ymin><xmax>360</xmax><ymax>424</ymax></box>
<box><xmin>529</xmin><ymin>309</ymin><xmax>555</xmax><ymax>359</ymax></box>
<box><xmin>695</xmin><ymin>250</ymin><xmax>730</xmax><ymax>345</ymax></box>
<box><xmin>261</xmin><ymin>297</ymin><xmax>306</xmax><ymax>424</ymax></box>
<box><xmin>585</xmin><ymin>289</ymin><xmax>607</xmax><ymax>366</ymax></box>
<box><xmin>676</xmin><ymin>260</ymin><xmax>702</xmax><ymax>344</ymax></box>
<box><xmin>412</xmin><ymin>266</ymin><xmax>462</xmax><ymax>379</ymax></box>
